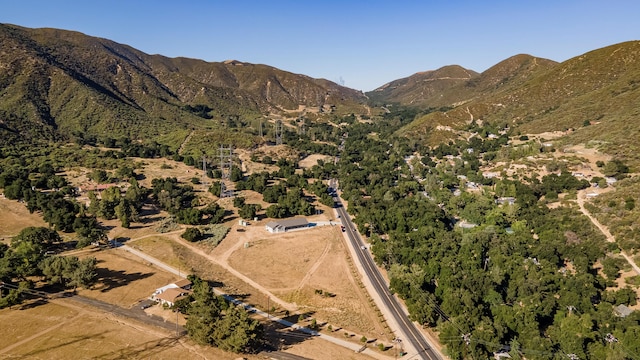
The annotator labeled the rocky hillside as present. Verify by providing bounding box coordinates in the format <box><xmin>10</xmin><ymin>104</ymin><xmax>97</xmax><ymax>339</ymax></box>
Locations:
<box><xmin>0</xmin><ymin>24</ymin><xmax>367</xmax><ymax>143</ymax></box>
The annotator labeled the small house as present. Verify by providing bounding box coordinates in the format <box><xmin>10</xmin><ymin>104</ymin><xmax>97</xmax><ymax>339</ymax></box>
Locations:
<box><xmin>155</xmin><ymin>287</ymin><xmax>192</xmax><ymax>307</ymax></box>
<box><xmin>614</xmin><ymin>304</ymin><xmax>633</xmax><ymax>318</ymax></box>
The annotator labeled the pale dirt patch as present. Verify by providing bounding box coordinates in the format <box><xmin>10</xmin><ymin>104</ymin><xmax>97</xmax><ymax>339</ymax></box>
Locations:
<box><xmin>298</xmin><ymin>154</ymin><xmax>332</xmax><ymax>169</ymax></box>
<box><xmin>135</xmin><ymin>158</ymin><xmax>208</xmax><ymax>189</ymax></box>
<box><xmin>279</xmin><ymin>335</ymin><xmax>381</xmax><ymax>360</ymax></box>
<box><xmin>235</xmin><ymin>148</ymin><xmax>279</xmax><ymax>175</ymax></box>
<box><xmin>0</xmin><ymin>194</ymin><xmax>48</xmax><ymax>239</ymax></box>
<box><xmin>528</xmin><ymin>131</ymin><xmax>567</xmax><ymax>140</ymax></box>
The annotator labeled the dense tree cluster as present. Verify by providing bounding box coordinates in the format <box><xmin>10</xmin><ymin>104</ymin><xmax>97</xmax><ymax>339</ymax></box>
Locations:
<box><xmin>1</xmin><ymin>166</ymin><xmax>106</xmax><ymax>246</ymax></box>
<box><xmin>151</xmin><ymin>177</ymin><xmax>227</xmax><ymax>225</ymax></box>
<box><xmin>0</xmin><ymin>227</ymin><xmax>97</xmax><ymax>308</ymax></box>
<box><xmin>88</xmin><ymin>179</ymin><xmax>147</xmax><ymax>228</ymax></box>
<box><xmin>332</xmin><ymin>112</ymin><xmax>640</xmax><ymax>359</ymax></box>
<box><xmin>179</xmin><ymin>276</ymin><xmax>262</xmax><ymax>353</ymax></box>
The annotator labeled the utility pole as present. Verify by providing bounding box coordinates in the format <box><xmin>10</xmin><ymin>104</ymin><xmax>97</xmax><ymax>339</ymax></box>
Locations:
<box><xmin>275</xmin><ymin>120</ymin><xmax>283</xmax><ymax>145</ymax></box>
<box><xmin>175</xmin><ymin>308</ymin><xmax>179</xmax><ymax>337</ymax></box>
<box><xmin>202</xmin><ymin>155</ymin><xmax>207</xmax><ymax>190</ymax></box>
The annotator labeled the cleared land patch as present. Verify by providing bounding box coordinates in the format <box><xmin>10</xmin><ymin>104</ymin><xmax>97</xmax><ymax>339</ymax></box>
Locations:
<box><xmin>0</xmin><ymin>194</ymin><xmax>48</xmax><ymax>239</ymax></box>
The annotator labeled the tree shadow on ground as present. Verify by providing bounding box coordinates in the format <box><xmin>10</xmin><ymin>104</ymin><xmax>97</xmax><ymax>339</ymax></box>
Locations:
<box><xmin>94</xmin><ymin>266</ymin><xmax>154</xmax><ymax>292</ymax></box>
<box><xmin>19</xmin><ymin>331</ymin><xmax>109</xmax><ymax>358</ymax></box>
<box><xmin>18</xmin><ymin>298</ymin><xmax>49</xmax><ymax>310</ymax></box>
<box><xmin>111</xmin><ymin>236</ymin><xmax>130</xmax><ymax>244</ymax></box>
<box><xmin>261</xmin><ymin>317</ymin><xmax>317</xmax><ymax>352</ymax></box>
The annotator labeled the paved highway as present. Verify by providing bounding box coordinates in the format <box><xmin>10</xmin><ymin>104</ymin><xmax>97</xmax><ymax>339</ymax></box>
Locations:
<box><xmin>330</xmin><ymin>182</ymin><xmax>443</xmax><ymax>360</ymax></box>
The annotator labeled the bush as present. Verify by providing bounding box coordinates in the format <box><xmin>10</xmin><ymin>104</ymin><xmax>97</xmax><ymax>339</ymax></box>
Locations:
<box><xmin>181</xmin><ymin>227</ymin><xmax>202</xmax><ymax>242</ymax></box>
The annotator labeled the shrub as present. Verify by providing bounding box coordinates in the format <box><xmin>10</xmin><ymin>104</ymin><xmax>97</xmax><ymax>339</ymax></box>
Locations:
<box><xmin>181</xmin><ymin>227</ymin><xmax>202</xmax><ymax>242</ymax></box>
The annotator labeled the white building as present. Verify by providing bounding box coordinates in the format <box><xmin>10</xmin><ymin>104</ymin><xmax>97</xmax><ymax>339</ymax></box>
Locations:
<box><xmin>265</xmin><ymin>218</ymin><xmax>310</xmax><ymax>233</ymax></box>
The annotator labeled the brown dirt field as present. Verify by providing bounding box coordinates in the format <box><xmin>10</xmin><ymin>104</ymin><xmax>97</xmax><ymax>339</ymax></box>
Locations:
<box><xmin>0</xmin><ymin>195</ymin><xmax>48</xmax><ymax>239</ymax></box>
<box><xmin>227</xmin><ymin>228</ymin><xmax>329</xmax><ymax>289</ymax></box>
<box><xmin>298</xmin><ymin>154</ymin><xmax>332</xmax><ymax>169</ymax></box>
<box><xmin>62</xmin><ymin>232</ymin><xmax>386</xmax><ymax>359</ymax></box>
<box><xmin>0</xmin><ymin>300</ymin><xmax>261</xmax><ymax>360</ymax></box>
<box><xmin>128</xmin><ymin>233</ymin><xmax>273</xmax><ymax>308</ymax></box>
<box><xmin>75</xmin><ymin>248</ymin><xmax>181</xmax><ymax>307</ymax></box>
<box><xmin>135</xmin><ymin>158</ymin><xmax>209</xmax><ymax>189</ymax></box>
<box><xmin>219</xmin><ymin>213</ymin><xmax>389</xmax><ymax>341</ymax></box>
<box><xmin>277</xmin><ymin>335</ymin><xmax>380</xmax><ymax>360</ymax></box>
<box><xmin>0</xmin><ymin>301</ymin><xmax>78</xmax><ymax>350</ymax></box>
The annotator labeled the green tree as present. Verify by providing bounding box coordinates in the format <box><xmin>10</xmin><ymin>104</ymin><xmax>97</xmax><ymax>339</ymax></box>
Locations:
<box><xmin>182</xmin><ymin>227</ymin><xmax>202</xmax><ymax>242</ymax></box>
<box><xmin>114</xmin><ymin>198</ymin><xmax>132</xmax><ymax>228</ymax></box>
<box><xmin>185</xmin><ymin>279</ymin><xmax>221</xmax><ymax>345</ymax></box>
<box><xmin>239</xmin><ymin>204</ymin><xmax>257</xmax><ymax>220</ymax></box>
<box><xmin>209</xmin><ymin>181</ymin><xmax>222</xmax><ymax>197</ymax></box>
<box><xmin>90</xmin><ymin>169</ymin><xmax>109</xmax><ymax>183</ymax></box>
<box><xmin>212</xmin><ymin>304</ymin><xmax>262</xmax><ymax>353</ymax></box>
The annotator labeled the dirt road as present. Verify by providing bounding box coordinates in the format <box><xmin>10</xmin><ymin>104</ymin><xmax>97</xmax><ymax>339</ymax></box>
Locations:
<box><xmin>576</xmin><ymin>190</ymin><xmax>640</xmax><ymax>275</ymax></box>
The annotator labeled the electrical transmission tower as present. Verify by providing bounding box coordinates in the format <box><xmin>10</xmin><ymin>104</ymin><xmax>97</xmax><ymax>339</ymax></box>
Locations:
<box><xmin>218</xmin><ymin>145</ymin><xmax>234</xmax><ymax>198</ymax></box>
<box><xmin>275</xmin><ymin>120</ymin><xmax>283</xmax><ymax>145</ymax></box>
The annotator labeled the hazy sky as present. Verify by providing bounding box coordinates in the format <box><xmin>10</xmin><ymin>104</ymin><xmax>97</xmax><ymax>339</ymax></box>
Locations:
<box><xmin>1</xmin><ymin>0</ymin><xmax>638</xmax><ymax>91</ymax></box>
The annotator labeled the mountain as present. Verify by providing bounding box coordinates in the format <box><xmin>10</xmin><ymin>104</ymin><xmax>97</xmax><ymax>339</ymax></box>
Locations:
<box><xmin>0</xmin><ymin>23</ymin><xmax>367</xmax><ymax>144</ymax></box>
<box><xmin>390</xmin><ymin>42</ymin><xmax>640</xmax><ymax>165</ymax></box>
<box><xmin>367</xmin><ymin>65</ymin><xmax>479</xmax><ymax>107</ymax></box>
<box><xmin>367</xmin><ymin>55</ymin><xmax>558</xmax><ymax>109</ymax></box>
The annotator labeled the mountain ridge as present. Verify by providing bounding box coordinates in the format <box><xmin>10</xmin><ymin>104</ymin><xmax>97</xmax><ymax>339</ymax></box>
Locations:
<box><xmin>394</xmin><ymin>40</ymin><xmax>640</xmax><ymax>165</ymax></box>
<box><xmin>0</xmin><ymin>23</ymin><xmax>367</xmax><ymax>144</ymax></box>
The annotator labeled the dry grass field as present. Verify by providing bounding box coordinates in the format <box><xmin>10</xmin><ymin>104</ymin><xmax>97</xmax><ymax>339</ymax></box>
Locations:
<box><xmin>0</xmin><ymin>194</ymin><xmax>48</xmax><ymax>240</ymax></box>
<box><xmin>0</xmin><ymin>299</ymin><xmax>265</xmax><ymax>360</ymax></box>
